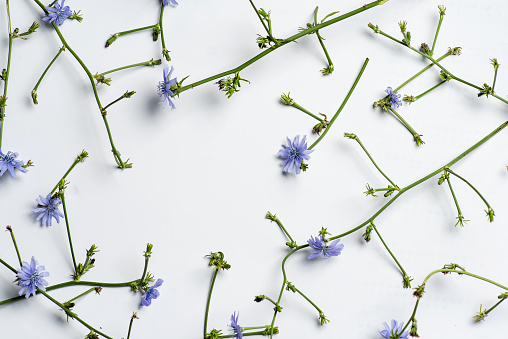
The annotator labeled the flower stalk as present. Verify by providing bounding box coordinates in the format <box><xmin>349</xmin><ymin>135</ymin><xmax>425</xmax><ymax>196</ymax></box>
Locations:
<box><xmin>308</xmin><ymin>58</ymin><xmax>369</xmax><ymax>150</ymax></box>
<box><xmin>32</xmin><ymin>46</ymin><xmax>65</xmax><ymax>104</ymax></box>
<box><xmin>370</xmin><ymin>223</ymin><xmax>412</xmax><ymax>288</ymax></box>
<box><xmin>6</xmin><ymin>226</ymin><xmax>22</xmax><ymax>266</ymax></box>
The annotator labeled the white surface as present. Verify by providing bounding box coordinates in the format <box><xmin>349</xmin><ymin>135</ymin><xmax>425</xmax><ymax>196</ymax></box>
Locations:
<box><xmin>0</xmin><ymin>0</ymin><xmax>507</xmax><ymax>338</ymax></box>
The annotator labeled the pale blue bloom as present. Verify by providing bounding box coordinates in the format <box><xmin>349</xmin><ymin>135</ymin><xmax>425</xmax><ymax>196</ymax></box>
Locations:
<box><xmin>157</xmin><ymin>65</ymin><xmax>177</xmax><ymax>109</ymax></box>
<box><xmin>42</xmin><ymin>0</ymin><xmax>72</xmax><ymax>26</ymax></box>
<box><xmin>385</xmin><ymin>87</ymin><xmax>402</xmax><ymax>109</ymax></box>
<box><xmin>379</xmin><ymin>319</ymin><xmax>409</xmax><ymax>339</ymax></box>
<box><xmin>17</xmin><ymin>257</ymin><xmax>49</xmax><ymax>298</ymax></box>
<box><xmin>163</xmin><ymin>0</ymin><xmax>178</xmax><ymax>6</ymax></box>
<box><xmin>307</xmin><ymin>236</ymin><xmax>344</xmax><ymax>259</ymax></box>
<box><xmin>229</xmin><ymin>312</ymin><xmax>242</xmax><ymax>339</ymax></box>
<box><xmin>141</xmin><ymin>278</ymin><xmax>163</xmax><ymax>307</ymax></box>
<box><xmin>0</xmin><ymin>149</ymin><xmax>27</xmax><ymax>178</ymax></box>
<box><xmin>32</xmin><ymin>194</ymin><xmax>64</xmax><ymax>226</ymax></box>
<box><xmin>277</xmin><ymin>135</ymin><xmax>313</xmax><ymax>174</ymax></box>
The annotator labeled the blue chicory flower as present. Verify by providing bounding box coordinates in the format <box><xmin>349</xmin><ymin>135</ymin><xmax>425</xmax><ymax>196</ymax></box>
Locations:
<box><xmin>42</xmin><ymin>0</ymin><xmax>73</xmax><ymax>26</ymax></box>
<box><xmin>32</xmin><ymin>194</ymin><xmax>64</xmax><ymax>227</ymax></box>
<box><xmin>229</xmin><ymin>312</ymin><xmax>243</xmax><ymax>339</ymax></box>
<box><xmin>157</xmin><ymin>64</ymin><xmax>177</xmax><ymax>109</ymax></box>
<box><xmin>307</xmin><ymin>235</ymin><xmax>344</xmax><ymax>259</ymax></box>
<box><xmin>17</xmin><ymin>256</ymin><xmax>49</xmax><ymax>298</ymax></box>
<box><xmin>379</xmin><ymin>319</ymin><xmax>409</xmax><ymax>339</ymax></box>
<box><xmin>141</xmin><ymin>278</ymin><xmax>163</xmax><ymax>307</ymax></box>
<box><xmin>162</xmin><ymin>0</ymin><xmax>179</xmax><ymax>6</ymax></box>
<box><xmin>385</xmin><ymin>87</ymin><xmax>402</xmax><ymax>109</ymax></box>
<box><xmin>277</xmin><ymin>135</ymin><xmax>313</xmax><ymax>174</ymax></box>
<box><xmin>0</xmin><ymin>149</ymin><xmax>27</xmax><ymax>178</ymax></box>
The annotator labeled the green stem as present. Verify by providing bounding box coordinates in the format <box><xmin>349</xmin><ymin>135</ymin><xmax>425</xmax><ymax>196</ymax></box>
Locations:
<box><xmin>430</xmin><ymin>14</ymin><xmax>444</xmax><ymax>55</ymax></box>
<box><xmin>269</xmin><ymin>248</ymin><xmax>299</xmax><ymax>338</ymax></box>
<box><xmin>314</xmin><ymin>7</ymin><xmax>333</xmax><ymax>70</ymax></box>
<box><xmin>204</xmin><ymin>269</ymin><xmax>218</xmax><ymax>339</ymax></box>
<box><xmin>7</xmin><ymin>226</ymin><xmax>22</xmax><ymax>266</ymax></box>
<box><xmin>32</xmin><ymin>46</ymin><xmax>65</xmax><ymax>103</ymax></box>
<box><xmin>292</xmin><ymin>103</ymin><xmax>324</xmax><ymax>122</ymax></box>
<box><xmin>159</xmin><ymin>5</ymin><xmax>170</xmax><ymax>60</ymax></box>
<box><xmin>0</xmin><ymin>257</ymin><xmax>17</xmax><ymax>273</ymax></box>
<box><xmin>414</xmin><ymin>80</ymin><xmax>446</xmax><ymax>100</ymax></box>
<box><xmin>263</xmin><ymin>295</ymin><xmax>278</xmax><ymax>306</ymax></box>
<box><xmin>387</xmin><ymin>108</ymin><xmax>423</xmax><ymax>145</ymax></box>
<box><xmin>352</xmin><ymin>136</ymin><xmax>397</xmax><ymax>187</ymax></box>
<box><xmin>400</xmin><ymin>268</ymin><xmax>508</xmax><ymax>334</ymax></box>
<box><xmin>272</xmin><ymin>215</ymin><xmax>296</xmax><ymax>246</ymax></box>
<box><xmin>0</xmin><ymin>0</ymin><xmax>14</xmax><ymax>149</ymax></box>
<box><xmin>291</xmin><ymin>284</ymin><xmax>324</xmax><ymax>315</ymax></box>
<box><xmin>445</xmin><ymin>168</ymin><xmax>492</xmax><ymax>211</ymax></box>
<box><xmin>374</xmin><ymin>27</ymin><xmax>508</xmax><ymax>107</ymax></box>
<box><xmin>126</xmin><ymin>314</ymin><xmax>137</xmax><ymax>339</ymax></box>
<box><xmin>61</xmin><ymin>193</ymin><xmax>78</xmax><ymax>274</ymax></box>
<box><xmin>174</xmin><ymin>0</ymin><xmax>385</xmax><ymax>95</ymax></box>
<box><xmin>445</xmin><ymin>175</ymin><xmax>463</xmax><ymax>219</ymax></box>
<box><xmin>38</xmin><ymin>289</ymin><xmax>114</xmax><ymax>339</ymax></box>
<box><xmin>103</xmin><ymin>92</ymin><xmax>132</xmax><ymax>111</ymax></box>
<box><xmin>394</xmin><ymin>52</ymin><xmax>450</xmax><ymax>92</ymax></box>
<box><xmin>370</xmin><ymin>223</ymin><xmax>408</xmax><ymax>279</ymax></box>
<box><xmin>67</xmin><ymin>287</ymin><xmax>96</xmax><ymax>303</ymax></box>
<box><xmin>115</xmin><ymin>24</ymin><xmax>157</xmax><ymax>37</ymax></box>
<box><xmin>266</xmin><ymin>122</ymin><xmax>508</xmax><ymax>338</ymax></box>
<box><xmin>139</xmin><ymin>256</ymin><xmax>150</xmax><ymax>284</ymax></box>
<box><xmin>50</xmin><ymin>160</ymin><xmax>80</xmax><ymax>195</ymax></box>
<box><xmin>484</xmin><ymin>298</ymin><xmax>506</xmax><ymax>316</ymax></box>
<box><xmin>248</xmin><ymin>0</ymin><xmax>272</xmax><ymax>39</ymax></box>
<box><xmin>308</xmin><ymin>58</ymin><xmax>368</xmax><ymax>150</ymax></box>
<box><xmin>97</xmin><ymin>59</ymin><xmax>161</xmax><ymax>76</ymax></box>
<box><xmin>492</xmin><ymin>67</ymin><xmax>499</xmax><ymax>93</ymax></box>
<box><xmin>32</xmin><ymin>0</ymin><xmax>127</xmax><ymax>168</ymax></box>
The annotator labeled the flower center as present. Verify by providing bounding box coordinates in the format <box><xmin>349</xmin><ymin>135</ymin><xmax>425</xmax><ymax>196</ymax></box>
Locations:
<box><xmin>157</xmin><ymin>81</ymin><xmax>173</xmax><ymax>97</ymax></box>
<box><xmin>3</xmin><ymin>152</ymin><xmax>15</xmax><ymax>164</ymax></box>
<box><xmin>289</xmin><ymin>149</ymin><xmax>300</xmax><ymax>159</ymax></box>
<box><xmin>30</xmin><ymin>271</ymin><xmax>40</xmax><ymax>283</ymax></box>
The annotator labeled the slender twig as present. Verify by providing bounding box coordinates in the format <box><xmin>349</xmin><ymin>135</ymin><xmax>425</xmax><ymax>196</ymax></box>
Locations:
<box><xmin>308</xmin><ymin>58</ymin><xmax>369</xmax><ymax>150</ymax></box>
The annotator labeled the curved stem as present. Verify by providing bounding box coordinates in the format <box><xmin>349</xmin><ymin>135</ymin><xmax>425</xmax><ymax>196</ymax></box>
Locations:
<box><xmin>203</xmin><ymin>269</ymin><xmax>218</xmax><ymax>338</ymax></box>
<box><xmin>400</xmin><ymin>268</ymin><xmax>508</xmax><ymax>334</ymax></box>
<box><xmin>265</xmin><ymin>121</ymin><xmax>507</xmax><ymax>337</ymax></box>
<box><xmin>445</xmin><ymin>168</ymin><xmax>492</xmax><ymax>210</ymax></box>
<box><xmin>31</xmin><ymin>0</ymin><xmax>127</xmax><ymax>168</ymax></box>
<box><xmin>308</xmin><ymin>58</ymin><xmax>368</xmax><ymax>150</ymax></box>
<box><xmin>32</xmin><ymin>46</ymin><xmax>65</xmax><ymax>103</ymax></box>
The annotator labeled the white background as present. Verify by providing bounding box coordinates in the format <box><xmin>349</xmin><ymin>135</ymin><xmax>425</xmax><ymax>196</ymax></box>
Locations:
<box><xmin>0</xmin><ymin>0</ymin><xmax>507</xmax><ymax>338</ymax></box>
